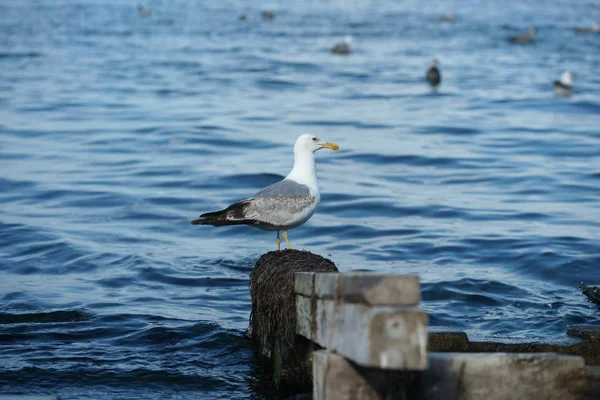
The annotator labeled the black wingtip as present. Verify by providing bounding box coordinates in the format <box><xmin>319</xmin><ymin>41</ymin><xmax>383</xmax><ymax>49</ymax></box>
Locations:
<box><xmin>190</xmin><ymin>218</ymin><xmax>204</xmax><ymax>225</ymax></box>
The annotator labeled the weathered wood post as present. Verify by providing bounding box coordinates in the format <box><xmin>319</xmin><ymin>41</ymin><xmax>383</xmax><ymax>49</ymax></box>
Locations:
<box><xmin>248</xmin><ymin>250</ymin><xmax>338</xmax><ymax>391</ymax></box>
<box><xmin>294</xmin><ymin>272</ymin><xmax>428</xmax><ymax>399</ymax></box>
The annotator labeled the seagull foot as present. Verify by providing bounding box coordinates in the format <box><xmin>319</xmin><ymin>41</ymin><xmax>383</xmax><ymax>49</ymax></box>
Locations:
<box><xmin>283</xmin><ymin>231</ymin><xmax>294</xmax><ymax>250</ymax></box>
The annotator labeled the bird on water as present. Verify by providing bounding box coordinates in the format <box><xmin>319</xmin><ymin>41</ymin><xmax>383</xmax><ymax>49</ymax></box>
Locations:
<box><xmin>426</xmin><ymin>59</ymin><xmax>441</xmax><ymax>87</ymax></box>
<box><xmin>331</xmin><ymin>36</ymin><xmax>353</xmax><ymax>55</ymax></box>
<box><xmin>553</xmin><ymin>71</ymin><xmax>574</xmax><ymax>97</ymax></box>
<box><xmin>574</xmin><ymin>21</ymin><xmax>599</xmax><ymax>34</ymax></box>
<box><xmin>438</xmin><ymin>13</ymin><xmax>454</xmax><ymax>23</ymax></box>
<box><xmin>509</xmin><ymin>27</ymin><xmax>536</xmax><ymax>43</ymax></box>
<box><xmin>138</xmin><ymin>5</ymin><xmax>154</xmax><ymax>17</ymax></box>
<box><xmin>191</xmin><ymin>134</ymin><xmax>339</xmax><ymax>250</ymax></box>
<box><xmin>261</xmin><ymin>11</ymin><xmax>275</xmax><ymax>20</ymax></box>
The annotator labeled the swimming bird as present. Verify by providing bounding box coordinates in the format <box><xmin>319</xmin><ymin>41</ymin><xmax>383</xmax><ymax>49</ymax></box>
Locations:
<box><xmin>331</xmin><ymin>36</ymin><xmax>353</xmax><ymax>55</ymax></box>
<box><xmin>574</xmin><ymin>21</ymin><xmax>599</xmax><ymax>34</ymax></box>
<box><xmin>261</xmin><ymin>11</ymin><xmax>275</xmax><ymax>20</ymax></box>
<box><xmin>138</xmin><ymin>5</ymin><xmax>154</xmax><ymax>17</ymax></box>
<box><xmin>238</xmin><ymin>14</ymin><xmax>247</xmax><ymax>21</ymax></box>
<box><xmin>438</xmin><ymin>13</ymin><xmax>454</xmax><ymax>22</ymax></box>
<box><xmin>509</xmin><ymin>27</ymin><xmax>536</xmax><ymax>43</ymax></box>
<box><xmin>553</xmin><ymin>71</ymin><xmax>574</xmax><ymax>97</ymax></box>
<box><xmin>426</xmin><ymin>59</ymin><xmax>441</xmax><ymax>87</ymax></box>
<box><xmin>191</xmin><ymin>134</ymin><xmax>339</xmax><ymax>250</ymax></box>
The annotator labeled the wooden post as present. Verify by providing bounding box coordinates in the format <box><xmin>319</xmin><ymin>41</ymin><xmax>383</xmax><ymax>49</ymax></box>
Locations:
<box><xmin>295</xmin><ymin>272</ymin><xmax>427</xmax><ymax>370</ymax></box>
<box><xmin>248</xmin><ymin>250</ymin><xmax>338</xmax><ymax>390</ymax></box>
<box><xmin>295</xmin><ymin>272</ymin><xmax>428</xmax><ymax>398</ymax></box>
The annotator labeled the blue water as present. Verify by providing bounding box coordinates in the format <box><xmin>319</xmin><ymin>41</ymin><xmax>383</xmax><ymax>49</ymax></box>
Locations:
<box><xmin>1</xmin><ymin>0</ymin><xmax>599</xmax><ymax>398</ymax></box>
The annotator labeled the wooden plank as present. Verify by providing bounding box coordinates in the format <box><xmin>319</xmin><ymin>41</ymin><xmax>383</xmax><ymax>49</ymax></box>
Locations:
<box><xmin>584</xmin><ymin>366</ymin><xmax>600</xmax><ymax>400</ymax></box>
<box><xmin>313</xmin><ymin>350</ymin><xmax>381</xmax><ymax>400</ymax></box>
<box><xmin>313</xmin><ymin>350</ymin><xmax>424</xmax><ymax>400</ymax></box>
<box><xmin>313</xmin><ymin>272</ymin><xmax>420</xmax><ymax>305</ymax></box>
<box><xmin>424</xmin><ymin>352</ymin><xmax>587</xmax><ymax>400</ymax></box>
<box><xmin>294</xmin><ymin>272</ymin><xmax>317</xmax><ymax>296</ymax></box>
<box><xmin>314</xmin><ymin>351</ymin><xmax>595</xmax><ymax>400</ymax></box>
<box><xmin>297</xmin><ymin>297</ymin><xmax>428</xmax><ymax>370</ymax></box>
<box><xmin>295</xmin><ymin>294</ymin><xmax>312</xmax><ymax>339</ymax></box>
<box><xmin>567</xmin><ymin>325</ymin><xmax>600</xmax><ymax>343</ymax></box>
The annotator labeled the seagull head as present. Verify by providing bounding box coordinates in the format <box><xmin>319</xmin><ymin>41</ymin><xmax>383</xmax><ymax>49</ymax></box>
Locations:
<box><xmin>431</xmin><ymin>58</ymin><xmax>439</xmax><ymax>66</ymax></box>
<box><xmin>528</xmin><ymin>27</ymin><xmax>536</xmax><ymax>36</ymax></box>
<box><xmin>560</xmin><ymin>71</ymin><xmax>574</xmax><ymax>85</ymax></box>
<box><xmin>343</xmin><ymin>35</ymin><xmax>353</xmax><ymax>45</ymax></box>
<box><xmin>295</xmin><ymin>133</ymin><xmax>339</xmax><ymax>154</ymax></box>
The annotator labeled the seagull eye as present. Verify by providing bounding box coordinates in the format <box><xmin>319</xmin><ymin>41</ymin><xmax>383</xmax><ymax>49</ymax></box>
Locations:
<box><xmin>312</xmin><ymin>137</ymin><xmax>318</xmax><ymax>142</ymax></box>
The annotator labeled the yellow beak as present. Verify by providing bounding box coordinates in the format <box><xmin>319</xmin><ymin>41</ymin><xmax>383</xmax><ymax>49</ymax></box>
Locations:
<box><xmin>321</xmin><ymin>142</ymin><xmax>339</xmax><ymax>151</ymax></box>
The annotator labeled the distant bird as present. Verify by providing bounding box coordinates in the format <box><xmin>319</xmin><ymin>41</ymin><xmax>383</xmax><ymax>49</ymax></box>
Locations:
<box><xmin>438</xmin><ymin>13</ymin><xmax>454</xmax><ymax>22</ymax></box>
<box><xmin>191</xmin><ymin>134</ymin><xmax>339</xmax><ymax>250</ymax></box>
<box><xmin>509</xmin><ymin>27</ymin><xmax>536</xmax><ymax>43</ymax></box>
<box><xmin>574</xmin><ymin>21</ymin><xmax>599</xmax><ymax>34</ymax></box>
<box><xmin>261</xmin><ymin>11</ymin><xmax>275</xmax><ymax>20</ymax></box>
<box><xmin>426</xmin><ymin>59</ymin><xmax>441</xmax><ymax>87</ymax></box>
<box><xmin>553</xmin><ymin>71</ymin><xmax>574</xmax><ymax>97</ymax></box>
<box><xmin>137</xmin><ymin>5</ymin><xmax>154</xmax><ymax>17</ymax></box>
<box><xmin>238</xmin><ymin>14</ymin><xmax>247</xmax><ymax>21</ymax></box>
<box><xmin>331</xmin><ymin>36</ymin><xmax>353</xmax><ymax>55</ymax></box>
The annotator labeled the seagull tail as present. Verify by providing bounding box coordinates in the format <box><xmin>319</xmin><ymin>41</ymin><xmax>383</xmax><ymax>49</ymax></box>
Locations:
<box><xmin>190</xmin><ymin>217</ymin><xmax>210</xmax><ymax>225</ymax></box>
<box><xmin>190</xmin><ymin>201</ymin><xmax>256</xmax><ymax>227</ymax></box>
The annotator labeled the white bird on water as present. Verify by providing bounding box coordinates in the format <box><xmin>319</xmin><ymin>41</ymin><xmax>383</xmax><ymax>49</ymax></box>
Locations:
<box><xmin>191</xmin><ymin>134</ymin><xmax>339</xmax><ymax>250</ymax></box>
<box><xmin>509</xmin><ymin>27</ymin><xmax>536</xmax><ymax>43</ymax></box>
<box><xmin>331</xmin><ymin>36</ymin><xmax>353</xmax><ymax>55</ymax></box>
<box><xmin>554</xmin><ymin>71</ymin><xmax>574</xmax><ymax>97</ymax></box>
<box><xmin>574</xmin><ymin>21</ymin><xmax>599</xmax><ymax>34</ymax></box>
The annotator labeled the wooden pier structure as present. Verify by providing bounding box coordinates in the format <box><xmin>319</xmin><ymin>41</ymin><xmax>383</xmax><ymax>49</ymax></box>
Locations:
<box><xmin>248</xmin><ymin>251</ymin><xmax>600</xmax><ymax>399</ymax></box>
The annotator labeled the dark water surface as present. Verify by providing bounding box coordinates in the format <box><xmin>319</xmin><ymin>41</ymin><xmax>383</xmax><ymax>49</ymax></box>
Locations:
<box><xmin>1</xmin><ymin>0</ymin><xmax>599</xmax><ymax>398</ymax></box>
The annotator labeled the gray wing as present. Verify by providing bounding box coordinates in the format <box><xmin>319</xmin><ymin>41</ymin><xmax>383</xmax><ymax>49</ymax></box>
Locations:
<box><xmin>244</xmin><ymin>179</ymin><xmax>315</xmax><ymax>226</ymax></box>
<box><xmin>331</xmin><ymin>43</ymin><xmax>350</xmax><ymax>54</ymax></box>
<box><xmin>253</xmin><ymin>179</ymin><xmax>311</xmax><ymax>198</ymax></box>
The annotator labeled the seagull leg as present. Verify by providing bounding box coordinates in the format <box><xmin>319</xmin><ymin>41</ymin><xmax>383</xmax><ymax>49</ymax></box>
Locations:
<box><xmin>283</xmin><ymin>231</ymin><xmax>294</xmax><ymax>250</ymax></box>
<box><xmin>276</xmin><ymin>231</ymin><xmax>281</xmax><ymax>250</ymax></box>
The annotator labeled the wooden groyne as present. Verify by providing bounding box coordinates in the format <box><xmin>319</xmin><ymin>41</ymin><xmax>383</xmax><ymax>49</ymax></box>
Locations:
<box><xmin>248</xmin><ymin>251</ymin><xmax>600</xmax><ymax>399</ymax></box>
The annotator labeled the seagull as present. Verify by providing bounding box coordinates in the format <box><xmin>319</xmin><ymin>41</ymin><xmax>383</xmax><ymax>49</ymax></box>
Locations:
<box><xmin>554</xmin><ymin>71</ymin><xmax>574</xmax><ymax>97</ymax></box>
<box><xmin>426</xmin><ymin>59</ymin><xmax>441</xmax><ymax>87</ymax></box>
<box><xmin>138</xmin><ymin>5</ymin><xmax>154</xmax><ymax>17</ymax></box>
<box><xmin>438</xmin><ymin>13</ymin><xmax>454</xmax><ymax>22</ymax></box>
<box><xmin>331</xmin><ymin>36</ymin><xmax>353</xmax><ymax>55</ymax></box>
<box><xmin>509</xmin><ymin>27</ymin><xmax>536</xmax><ymax>43</ymax></box>
<box><xmin>191</xmin><ymin>134</ymin><xmax>339</xmax><ymax>250</ymax></box>
<box><xmin>261</xmin><ymin>11</ymin><xmax>275</xmax><ymax>20</ymax></box>
<box><xmin>574</xmin><ymin>21</ymin><xmax>599</xmax><ymax>34</ymax></box>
